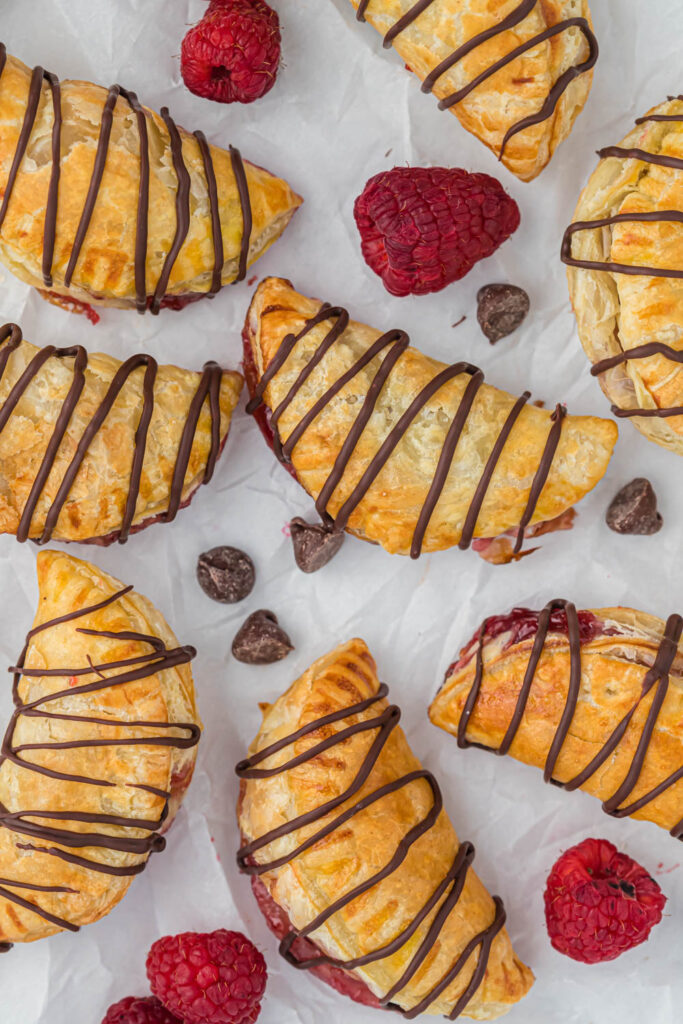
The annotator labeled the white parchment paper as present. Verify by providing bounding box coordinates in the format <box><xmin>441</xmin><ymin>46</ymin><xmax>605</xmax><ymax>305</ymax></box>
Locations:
<box><xmin>0</xmin><ymin>2</ymin><xmax>681</xmax><ymax>1021</ymax></box>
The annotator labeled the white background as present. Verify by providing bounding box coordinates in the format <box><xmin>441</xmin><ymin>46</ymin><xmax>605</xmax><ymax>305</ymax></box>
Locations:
<box><xmin>0</xmin><ymin>1</ymin><xmax>681</xmax><ymax>1022</ymax></box>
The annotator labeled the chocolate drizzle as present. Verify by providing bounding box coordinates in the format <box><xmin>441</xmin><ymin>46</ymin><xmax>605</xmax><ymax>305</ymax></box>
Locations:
<box><xmin>355</xmin><ymin>0</ymin><xmax>598</xmax><ymax>159</ymax></box>
<box><xmin>456</xmin><ymin>600</ymin><xmax>683</xmax><ymax>839</ymax></box>
<box><xmin>246</xmin><ymin>304</ymin><xmax>566</xmax><ymax>557</ymax></box>
<box><xmin>0</xmin><ymin>322</ymin><xmax>224</xmax><ymax>544</ymax></box>
<box><xmin>0</xmin><ymin>584</ymin><xmax>199</xmax><ymax>936</ymax></box>
<box><xmin>236</xmin><ymin>683</ymin><xmax>506</xmax><ymax>1019</ymax></box>
<box><xmin>0</xmin><ymin>42</ymin><xmax>253</xmax><ymax>313</ymax></box>
<box><xmin>562</xmin><ymin>103</ymin><xmax>683</xmax><ymax>419</ymax></box>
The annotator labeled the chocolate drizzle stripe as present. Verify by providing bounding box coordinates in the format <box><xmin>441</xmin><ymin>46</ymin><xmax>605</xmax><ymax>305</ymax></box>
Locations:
<box><xmin>150</xmin><ymin>109</ymin><xmax>191</xmax><ymax>314</ymax></box>
<box><xmin>229</xmin><ymin>145</ymin><xmax>253</xmax><ymax>284</ymax></box>
<box><xmin>195</xmin><ymin>130</ymin><xmax>223</xmax><ymax>296</ymax></box>
<box><xmin>562</xmin><ymin>212</ymin><xmax>683</xmax><ymax>280</ymax></box>
<box><xmin>248</xmin><ymin>305</ymin><xmax>565</xmax><ymax>557</ymax></box>
<box><xmin>0</xmin><ymin>582</ymin><xmax>199</xmax><ymax>934</ymax></box>
<box><xmin>64</xmin><ymin>86</ymin><xmax>121</xmax><ymax>288</ymax></box>
<box><xmin>635</xmin><ymin>113</ymin><xmax>683</xmax><ymax>124</ymax></box>
<box><xmin>597</xmin><ymin>145</ymin><xmax>683</xmax><ymax>171</ymax></box>
<box><xmin>355</xmin><ymin>1</ymin><xmax>597</xmax><ymax>160</ymax></box>
<box><xmin>0</xmin><ymin>44</ymin><xmax>250</xmax><ymax>312</ymax></box>
<box><xmin>0</xmin><ymin>325</ymin><xmax>224</xmax><ymax>543</ymax></box>
<box><xmin>236</xmin><ymin>682</ymin><xmax>504</xmax><ymax>1018</ymax></box>
<box><xmin>456</xmin><ymin>601</ymin><xmax>683</xmax><ymax>838</ymax></box>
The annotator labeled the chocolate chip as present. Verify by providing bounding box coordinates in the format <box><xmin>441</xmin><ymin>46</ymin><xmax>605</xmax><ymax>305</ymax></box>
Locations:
<box><xmin>606</xmin><ymin>479</ymin><xmax>663</xmax><ymax>535</ymax></box>
<box><xmin>290</xmin><ymin>518</ymin><xmax>344</xmax><ymax>573</ymax></box>
<box><xmin>477</xmin><ymin>284</ymin><xmax>530</xmax><ymax>344</ymax></box>
<box><xmin>197</xmin><ymin>546</ymin><xmax>255</xmax><ymax>603</ymax></box>
<box><xmin>232</xmin><ymin>610</ymin><xmax>293</xmax><ymax>665</ymax></box>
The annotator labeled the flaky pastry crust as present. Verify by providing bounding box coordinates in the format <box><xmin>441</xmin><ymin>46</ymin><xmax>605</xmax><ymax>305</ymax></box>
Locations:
<box><xmin>0</xmin><ymin>325</ymin><xmax>242</xmax><ymax>543</ymax></box>
<box><xmin>565</xmin><ymin>96</ymin><xmax>683</xmax><ymax>452</ymax></box>
<box><xmin>244</xmin><ymin>277</ymin><xmax>617</xmax><ymax>556</ymax></box>
<box><xmin>347</xmin><ymin>0</ymin><xmax>595</xmax><ymax>182</ymax></box>
<box><xmin>430</xmin><ymin>605</ymin><xmax>683</xmax><ymax>834</ymax></box>
<box><xmin>238</xmin><ymin>639</ymin><xmax>533</xmax><ymax>1019</ymax></box>
<box><xmin>0</xmin><ymin>46</ymin><xmax>302</xmax><ymax>311</ymax></box>
<box><xmin>0</xmin><ymin>551</ymin><xmax>201</xmax><ymax>944</ymax></box>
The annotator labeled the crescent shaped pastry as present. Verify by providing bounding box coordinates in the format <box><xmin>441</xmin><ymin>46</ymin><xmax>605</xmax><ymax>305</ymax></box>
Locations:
<box><xmin>347</xmin><ymin>0</ymin><xmax>597</xmax><ymax>182</ymax></box>
<box><xmin>0</xmin><ymin>322</ymin><xmax>242</xmax><ymax>545</ymax></box>
<box><xmin>0</xmin><ymin>43</ymin><xmax>302</xmax><ymax>319</ymax></box>
<box><xmin>429</xmin><ymin>601</ymin><xmax>683</xmax><ymax>838</ymax></box>
<box><xmin>236</xmin><ymin>638</ymin><xmax>533</xmax><ymax>1019</ymax></box>
<box><xmin>563</xmin><ymin>95</ymin><xmax>683</xmax><ymax>454</ymax></box>
<box><xmin>0</xmin><ymin>550</ymin><xmax>201</xmax><ymax>947</ymax></box>
<box><xmin>243</xmin><ymin>277</ymin><xmax>617</xmax><ymax>560</ymax></box>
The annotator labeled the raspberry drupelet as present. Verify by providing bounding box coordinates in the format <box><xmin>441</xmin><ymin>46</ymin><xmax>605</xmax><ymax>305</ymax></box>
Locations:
<box><xmin>101</xmin><ymin>996</ymin><xmax>182</xmax><ymax>1024</ymax></box>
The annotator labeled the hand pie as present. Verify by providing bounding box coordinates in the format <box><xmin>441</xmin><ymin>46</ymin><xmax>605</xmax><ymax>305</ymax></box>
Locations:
<box><xmin>0</xmin><ymin>321</ymin><xmax>242</xmax><ymax>544</ymax></box>
<box><xmin>349</xmin><ymin>0</ymin><xmax>597</xmax><ymax>182</ymax></box>
<box><xmin>0</xmin><ymin>43</ymin><xmax>302</xmax><ymax>320</ymax></box>
<box><xmin>236</xmin><ymin>638</ymin><xmax>533</xmax><ymax>1019</ymax></box>
<box><xmin>0</xmin><ymin>550</ymin><xmax>201</xmax><ymax>946</ymax></box>
<box><xmin>429</xmin><ymin>601</ymin><xmax>683</xmax><ymax>838</ymax></box>
<box><xmin>244</xmin><ymin>277</ymin><xmax>617</xmax><ymax>561</ymax></box>
<box><xmin>563</xmin><ymin>95</ymin><xmax>683</xmax><ymax>453</ymax></box>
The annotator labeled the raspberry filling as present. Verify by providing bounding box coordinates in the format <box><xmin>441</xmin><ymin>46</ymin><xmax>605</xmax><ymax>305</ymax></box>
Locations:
<box><xmin>250</xmin><ymin>874</ymin><xmax>383</xmax><ymax>1009</ymax></box>
<box><xmin>41</xmin><ymin>287</ymin><xmax>212</xmax><ymax>321</ymax></box>
<box><xmin>447</xmin><ymin>607</ymin><xmax>617</xmax><ymax>679</ymax></box>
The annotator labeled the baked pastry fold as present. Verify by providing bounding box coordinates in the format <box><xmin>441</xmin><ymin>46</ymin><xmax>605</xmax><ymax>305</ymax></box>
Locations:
<box><xmin>236</xmin><ymin>638</ymin><xmax>533</xmax><ymax>1019</ymax></box>
<box><xmin>0</xmin><ymin>43</ymin><xmax>302</xmax><ymax>317</ymax></box>
<box><xmin>348</xmin><ymin>0</ymin><xmax>597</xmax><ymax>182</ymax></box>
<box><xmin>563</xmin><ymin>95</ymin><xmax>683</xmax><ymax>453</ymax></box>
<box><xmin>429</xmin><ymin>601</ymin><xmax>683</xmax><ymax>837</ymax></box>
<box><xmin>0</xmin><ymin>322</ymin><xmax>242</xmax><ymax>544</ymax></box>
<box><xmin>244</xmin><ymin>277</ymin><xmax>617</xmax><ymax>559</ymax></box>
<box><xmin>0</xmin><ymin>551</ymin><xmax>201</xmax><ymax>945</ymax></box>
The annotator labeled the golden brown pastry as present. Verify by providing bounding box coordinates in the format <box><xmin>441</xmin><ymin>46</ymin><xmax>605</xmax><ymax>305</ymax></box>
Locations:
<box><xmin>429</xmin><ymin>600</ymin><xmax>683</xmax><ymax>837</ymax></box>
<box><xmin>0</xmin><ymin>43</ymin><xmax>302</xmax><ymax>319</ymax></box>
<box><xmin>0</xmin><ymin>321</ymin><xmax>242</xmax><ymax>544</ymax></box>
<box><xmin>563</xmin><ymin>95</ymin><xmax>683</xmax><ymax>453</ymax></box>
<box><xmin>0</xmin><ymin>551</ymin><xmax>201</xmax><ymax>946</ymax></box>
<box><xmin>244</xmin><ymin>277</ymin><xmax>618</xmax><ymax>561</ymax></box>
<box><xmin>236</xmin><ymin>638</ymin><xmax>533</xmax><ymax>1019</ymax></box>
<box><xmin>349</xmin><ymin>0</ymin><xmax>597</xmax><ymax>182</ymax></box>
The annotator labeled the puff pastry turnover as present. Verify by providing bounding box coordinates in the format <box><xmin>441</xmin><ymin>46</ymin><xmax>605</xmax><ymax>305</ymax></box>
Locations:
<box><xmin>236</xmin><ymin>638</ymin><xmax>533</xmax><ymax>1019</ymax></box>
<box><xmin>0</xmin><ymin>322</ymin><xmax>242</xmax><ymax>544</ymax></box>
<box><xmin>348</xmin><ymin>0</ymin><xmax>597</xmax><ymax>182</ymax></box>
<box><xmin>0</xmin><ymin>550</ymin><xmax>201</xmax><ymax>947</ymax></box>
<box><xmin>0</xmin><ymin>43</ymin><xmax>302</xmax><ymax>318</ymax></box>
<box><xmin>563</xmin><ymin>95</ymin><xmax>683</xmax><ymax>453</ymax></box>
<box><xmin>244</xmin><ymin>277</ymin><xmax>617</xmax><ymax>560</ymax></box>
<box><xmin>429</xmin><ymin>600</ymin><xmax>683</xmax><ymax>837</ymax></box>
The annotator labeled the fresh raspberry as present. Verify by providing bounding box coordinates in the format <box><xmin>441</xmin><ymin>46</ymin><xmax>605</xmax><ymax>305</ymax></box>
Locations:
<box><xmin>180</xmin><ymin>0</ymin><xmax>281</xmax><ymax>105</ymax></box>
<box><xmin>353</xmin><ymin>166</ymin><xmax>520</xmax><ymax>297</ymax></box>
<box><xmin>146</xmin><ymin>930</ymin><xmax>267</xmax><ymax>1024</ymax></box>
<box><xmin>544</xmin><ymin>838</ymin><xmax>666</xmax><ymax>964</ymax></box>
<box><xmin>101</xmin><ymin>996</ymin><xmax>182</xmax><ymax>1024</ymax></box>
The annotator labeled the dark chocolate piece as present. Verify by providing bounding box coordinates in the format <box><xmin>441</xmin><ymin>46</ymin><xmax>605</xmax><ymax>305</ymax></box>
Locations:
<box><xmin>0</xmin><ymin>43</ymin><xmax>253</xmax><ymax>314</ymax></box>
<box><xmin>606</xmin><ymin>479</ymin><xmax>663</xmax><ymax>535</ymax></box>
<box><xmin>290</xmin><ymin>517</ymin><xmax>344</xmax><ymax>573</ymax></box>
<box><xmin>232</xmin><ymin>611</ymin><xmax>293</xmax><ymax>665</ymax></box>
<box><xmin>197</xmin><ymin>546</ymin><xmax>255</xmax><ymax>603</ymax></box>
<box><xmin>454</xmin><ymin>600</ymin><xmax>683</xmax><ymax>838</ymax></box>
<box><xmin>236</xmin><ymin>681</ymin><xmax>506</xmax><ymax>1019</ymax></box>
<box><xmin>355</xmin><ymin>0</ymin><xmax>598</xmax><ymax>160</ymax></box>
<box><xmin>0</xmin><ymin>584</ymin><xmax>200</xmax><ymax>935</ymax></box>
<box><xmin>0</xmin><ymin>323</ymin><xmax>224</xmax><ymax>544</ymax></box>
<box><xmin>246</xmin><ymin>305</ymin><xmax>567</xmax><ymax>559</ymax></box>
<box><xmin>477</xmin><ymin>284</ymin><xmax>529</xmax><ymax>344</ymax></box>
